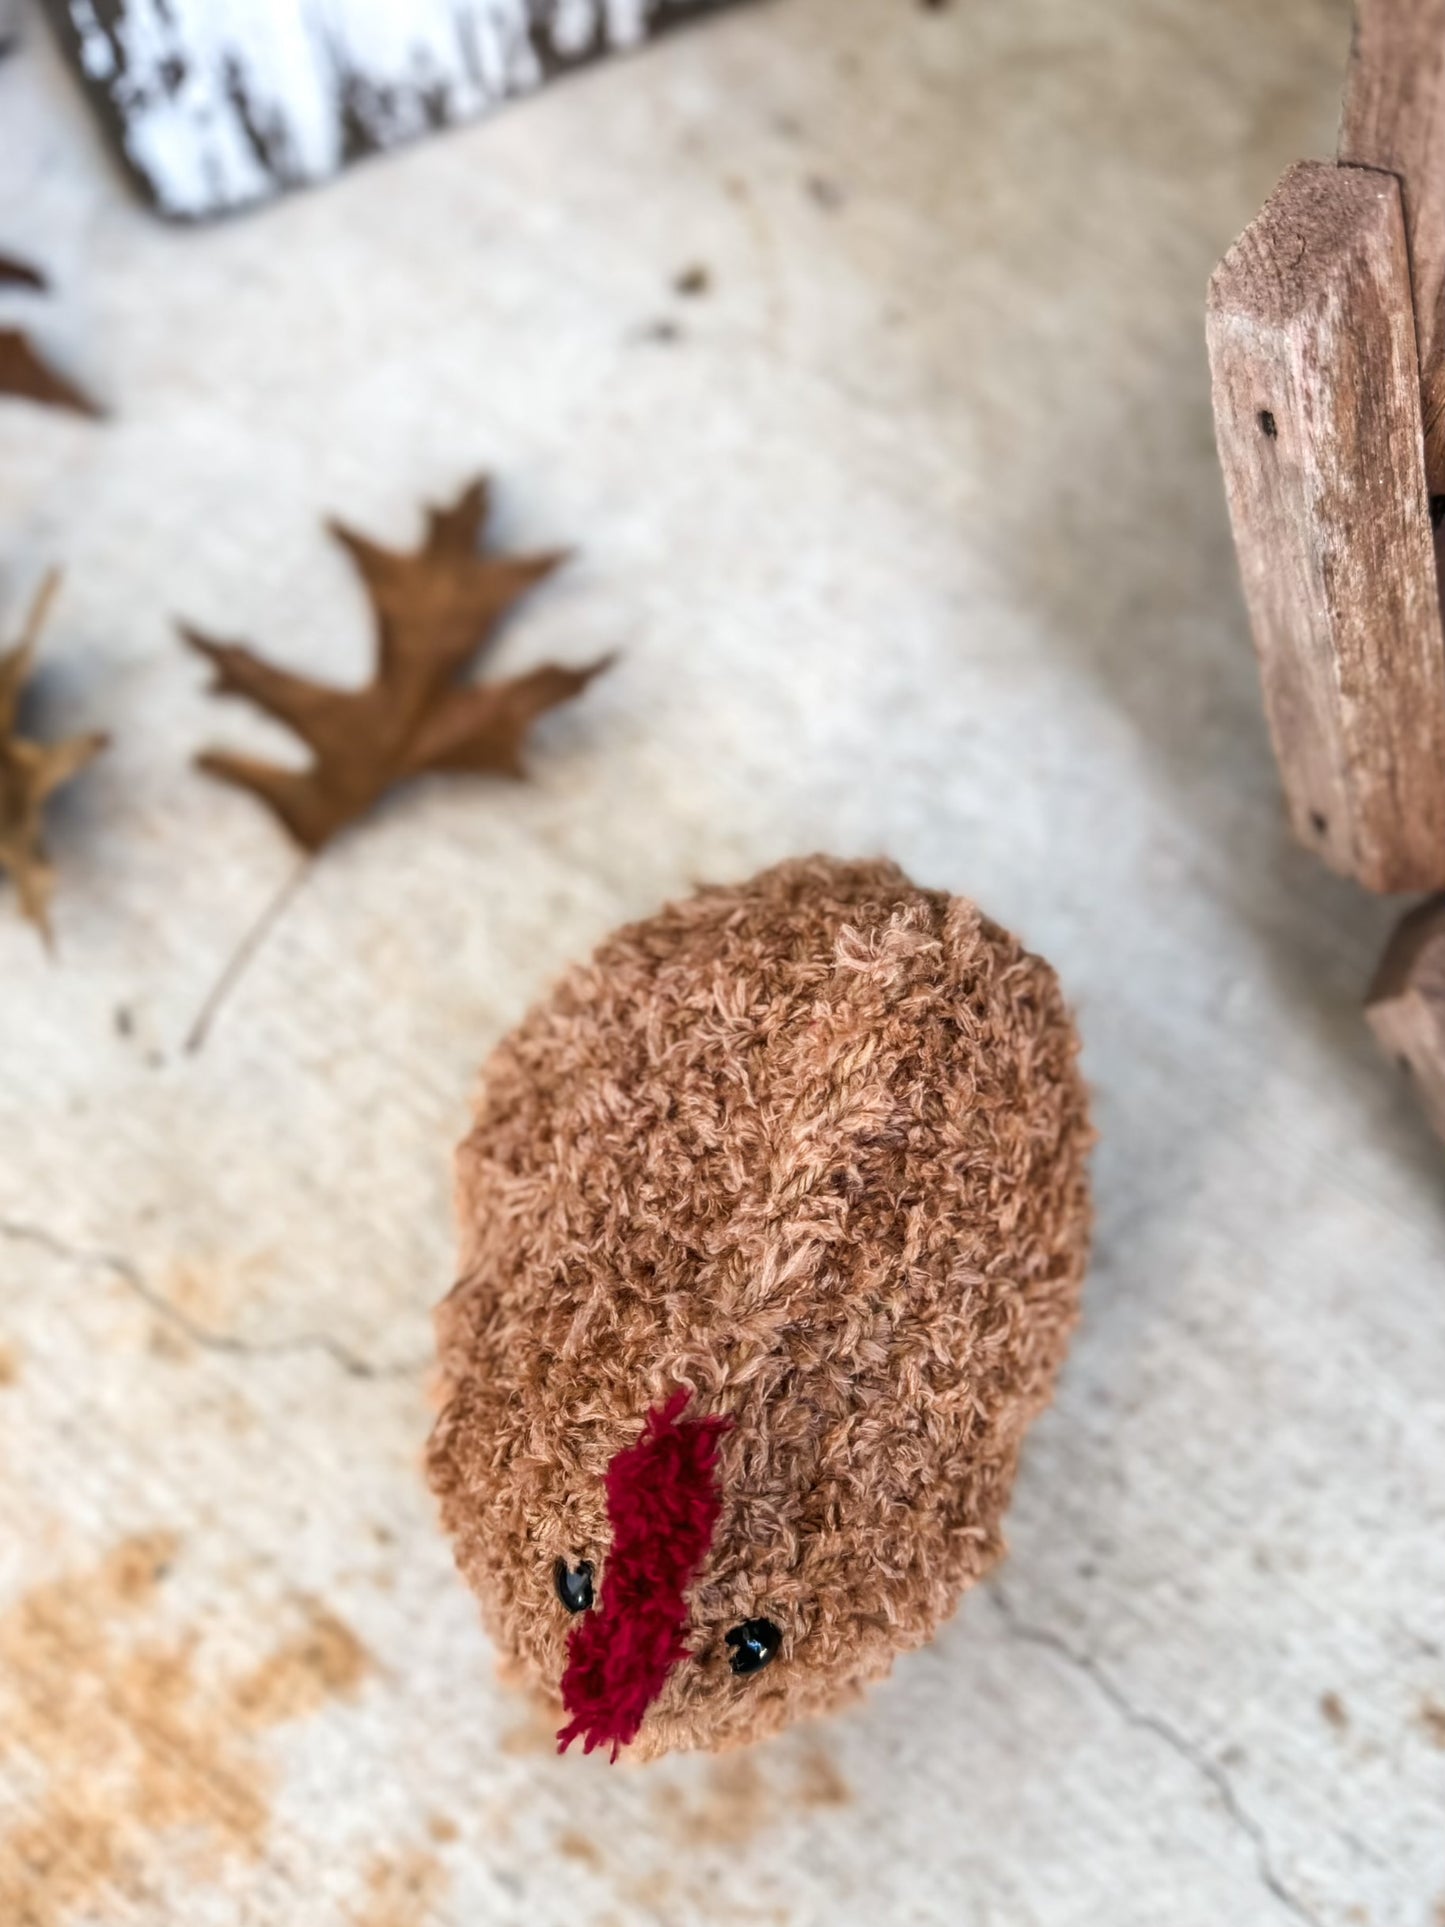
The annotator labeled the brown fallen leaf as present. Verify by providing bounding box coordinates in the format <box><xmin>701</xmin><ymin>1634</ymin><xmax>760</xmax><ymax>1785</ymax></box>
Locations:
<box><xmin>0</xmin><ymin>572</ymin><xmax>108</xmax><ymax>946</ymax></box>
<box><xmin>183</xmin><ymin>476</ymin><xmax>608</xmax><ymax>852</ymax></box>
<box><xmin>180</xmin><ymin>476</ymin><xmax>610</xmax><ymax>1046</ymax></box>
<box><xmin>0</xmin><ymin>255</ymin><xmax>47</xmax><ymax>291</ymax></box>
<box><xmin>0</xmin><ymin>326</ymin><xmax>101</xmax><ymax>416</ymax></box>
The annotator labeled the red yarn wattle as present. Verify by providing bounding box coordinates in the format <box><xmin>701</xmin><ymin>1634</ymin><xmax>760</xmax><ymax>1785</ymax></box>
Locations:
<box><xmin>557</xmin><ymin>1390</ymin><xmax>729</xmax><ymax>1760</ymax></box>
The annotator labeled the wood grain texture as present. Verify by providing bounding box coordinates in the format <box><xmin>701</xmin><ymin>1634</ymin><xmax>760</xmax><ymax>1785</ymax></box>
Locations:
<box><xmin>1366</xmin><ymin>895</ymin><xmax>1445</xmax><ymax>1141</ymax></box>
<box><xmin>1206</xmin><ymin>159</ymin><xmax>1445</xmax><ymax>894</ymax></box>
<box><xmin>1340</xmin><ymin>0</ymin><xmax>1445</xmax><ymax>495</ymax></box>
<box><xmin>35</xmin><ymin>0</ymin><xmax>746</xmax><ymax>219</ymax></box>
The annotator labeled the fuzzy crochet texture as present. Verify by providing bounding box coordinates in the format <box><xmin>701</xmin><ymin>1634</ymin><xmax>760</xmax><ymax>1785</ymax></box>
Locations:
<box><xmin>427</xmin><ymin>856</ymin><xmax>1093</xmax><ymax>1761</ymax></box>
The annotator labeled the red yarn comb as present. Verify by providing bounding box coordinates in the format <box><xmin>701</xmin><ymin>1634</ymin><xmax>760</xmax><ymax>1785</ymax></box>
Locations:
<box><xmin>557</xmin><ymin>1390</ymin><xmax>730</xmax><ymax>1760</ymax></box>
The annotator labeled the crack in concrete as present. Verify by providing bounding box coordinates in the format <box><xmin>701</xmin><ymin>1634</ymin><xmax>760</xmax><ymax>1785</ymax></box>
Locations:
<box><xmin>990</xmin><ymin>1587</ymin><xmax>1323</xmax><ymax>1927</ymax></box>
<box><xmin>0</xmin><ymin>1217</ymin><xmax>430</xmax><ymax>1382</ymax></box>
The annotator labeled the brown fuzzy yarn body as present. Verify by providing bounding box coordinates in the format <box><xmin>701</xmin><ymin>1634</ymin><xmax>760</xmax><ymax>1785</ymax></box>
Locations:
<box><xmin>427</xmin><ymin>857</ymin><xmax>1092</xmax><ymax>1760</ymax></box>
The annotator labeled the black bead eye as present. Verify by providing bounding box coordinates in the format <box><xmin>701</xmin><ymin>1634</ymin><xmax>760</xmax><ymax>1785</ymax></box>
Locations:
<box><xmin>725</xmin><ymin>1618</ymin><xmax>782</xmax><ymax>1676</ymax></box>
<box><xmin>553</xmin><ymin>1558</ymin><xmax>594</xmax><ymax>1614</ymax></box>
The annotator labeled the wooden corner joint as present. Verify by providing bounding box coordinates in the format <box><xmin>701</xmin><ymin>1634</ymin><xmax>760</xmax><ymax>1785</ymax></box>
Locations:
<box><xmin>1207</xmin><ymin>159</ymin><xmax>1445</xmax><ymax>895</ymax></box>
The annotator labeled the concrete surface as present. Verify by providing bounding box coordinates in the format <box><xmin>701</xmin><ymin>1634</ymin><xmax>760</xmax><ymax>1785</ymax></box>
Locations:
<box><xmin>2</xmin><ymin>1</ymin><xmax>1443</xmax><ymax>1923</ymax></box>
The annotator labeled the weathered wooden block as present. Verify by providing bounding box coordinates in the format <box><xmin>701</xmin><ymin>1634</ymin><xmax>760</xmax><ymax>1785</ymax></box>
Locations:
<box><xmin>36</xmin><ymin>0</ymin><xmax>745</xmax><ymax>220</ymax></box>
<box><xmin>1207</xmin><ymin>160</ymin><xmax>1445</xmax><ymax>895</ymax></box>
<box><xmin>1340</xmin><ymin>0</ymin><xmax>1445</xmax><ymax>497</ymax></box>
<box><xmin>1366</xmin><ymin>897</ymin><xmax>1445</xmax><ymax>1143</ymax></box>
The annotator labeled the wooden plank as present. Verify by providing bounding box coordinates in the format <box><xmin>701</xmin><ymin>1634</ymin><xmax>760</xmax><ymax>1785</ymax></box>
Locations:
<box><xmin>1340</xmin><ymin>0</ymin><xmax>1445</xmax><ymax>497</ymax></box>
<box><xmin>35</xmin><ymin>0</ymin><xmax>747</xmax><ymax>220</ymax></box>
<box><xmin>1366</xmin><ymin>896</ymin><xmax>1445</xmax><ymax>1143</ymax></box>
<box><xmin>1206</xmin><ymin>159</ymin><xmax>1445</xmax><ymax>895</ymax></box>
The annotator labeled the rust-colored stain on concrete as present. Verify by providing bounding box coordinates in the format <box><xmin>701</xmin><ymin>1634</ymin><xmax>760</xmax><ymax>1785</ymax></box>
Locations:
<box><xmin>621</xmin><ymin>1862</ymin><xmax>789</xmax><ymax>1927</ymax></box>
<box><xmin>162</xmin><ymin>1252</ymin><xmax>281</xmax><ymax>1332</ymax></box>
<box><xmin>147</xmin><ymin>1321</ymin><xmax>194</xmax><ymax>1364</ymax></box>
<box><xmin>651</xmin><ymin>1741</ymin><xmax>852</xmax><ymax>1849</ymax></box>
<box><xmin>231</xmin><ymin>1598</ymin><xmax>372</xmax><ymax>1726</ymax></box>
<box><xmin>0</xmin><ymin>1534</ymin><xmax>262</xmax><ymax>1927</ymax></box>
<box><xmin>621</xmin><ymin>1869</ymin><xmax>684</xmax><ymax>1917</ymax></box>
<box><xmin>1419</xmin><ymin>1701</ymin><xmax>1445</xmax><ymax>1749</ymax></box>
<box><xmin>498</xmin><ymin>1693</ymin><xmax>560</xmax><ymax>1757</ymax></box>
<box><xmin>0</xmin><ymin>1341</ymin><xmax>19</xmax><ymax>1387</ymax></box>
<box><xmin>349</xmin><ymin>1845</ymin><xmax>449</xmax><ymax>1927</ymax></box>
<box><xmin>556</xmin><ymin>1827</ymin><xmax>604</xmax><ymax>1868</ymax></box>
<box><xmin>684</xmin><ymin>1755</ymin><xmax>772</xmax><ymax>1847</ymax></box>
<box><xmin>0</xmin><ymin>1536</ymin><xmax>373</xmax><ymax>1927</ymax></box>
<box><xmin>791</xmin><ymin>1742</ymin><xmax>850</xmax><ymax>1812</ymax></box>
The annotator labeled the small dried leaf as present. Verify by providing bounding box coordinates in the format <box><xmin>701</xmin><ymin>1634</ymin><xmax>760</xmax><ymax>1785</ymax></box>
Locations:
<box><xmin>0</xmin><ymin>572</ymin><xmax>109</xmax><ymax>945</ymax></box>
<box><xmin>0</xmin><ymin>327</ymin><xmax>101</xmax><ymax>416</ymax></box>
<box><xmin>0</xmin><ymin>255</ymin><xmax>47</xmax><ymax>292</ymax></box>
<box><xmin>183</xmin><ymin>476</ymin><xmax>610</xmax><ymax>854</ymax></box>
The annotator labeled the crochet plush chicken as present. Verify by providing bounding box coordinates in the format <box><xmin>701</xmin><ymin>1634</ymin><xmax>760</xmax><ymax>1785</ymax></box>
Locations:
<box><xmin>427</xmin><ymin>857</ymin><xmax>1092</xmax><ymax>1761</ymax></box>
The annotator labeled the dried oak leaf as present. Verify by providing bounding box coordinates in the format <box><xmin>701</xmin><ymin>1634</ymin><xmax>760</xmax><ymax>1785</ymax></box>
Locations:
<box><xmin>0</xmin><ymin>572</ymin><xmax>108</xmax><ymax>945</ymax></box>
<box><xmin>181</xmin><ymin>478</ymin><xmax>610</xmax><ymax>854</ymax></box>
<box><xmin>0</xmin><ymin>327</ymin><xmax>100</xmax><ymax>416</ymax></box>
<box><xmin>0</xmin><ymin>255</ymin><xmax>47</xmax><ymax>291</ymax></box>
<box><xmin>0</xmin><ymin>254</ymin><xmax>101</xmax><ymax>414</ymax></box>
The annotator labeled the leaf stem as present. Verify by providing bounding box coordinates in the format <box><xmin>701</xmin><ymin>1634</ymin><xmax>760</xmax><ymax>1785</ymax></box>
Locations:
<box><xmin>184</xmin><ymin>854</ymin><xmax>313</xmax><ymax>1055</ymax></box>
<box><xmin>17</xmin><ymin>568</ymin><xmax>62</xmax><ymax>655</ymax></box>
